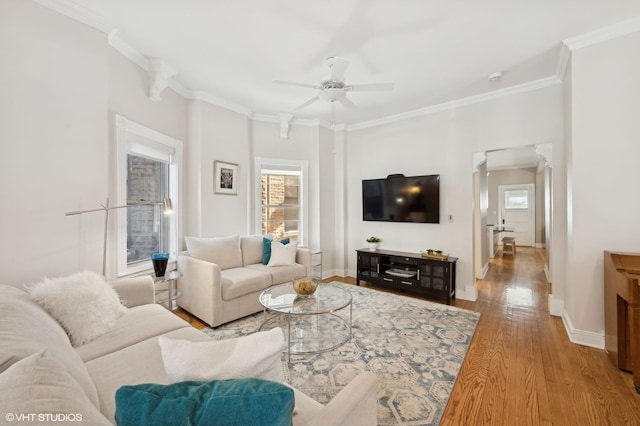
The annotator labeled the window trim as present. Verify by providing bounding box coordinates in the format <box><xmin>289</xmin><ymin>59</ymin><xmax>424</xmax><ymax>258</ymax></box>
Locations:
<box><xmin>254</xmin><ymin>157</ymin><xmax>309</xmax><ymax>247</ymax></box>
<box><xmin>115</xmin><ymin>115</ymin><xmax>182</xmax><ymax>277</ymax></box>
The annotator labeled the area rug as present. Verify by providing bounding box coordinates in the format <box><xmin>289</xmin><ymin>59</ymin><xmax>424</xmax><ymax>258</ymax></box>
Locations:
<box><xmin>203</xmin><ymin>282</ymin><xmax>480</xmax><ymax>425</ymax></box>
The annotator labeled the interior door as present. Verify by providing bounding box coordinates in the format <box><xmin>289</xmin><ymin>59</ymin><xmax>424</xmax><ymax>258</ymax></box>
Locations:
<box><xmin>499</xmin><ymin>184</ymin><xmax>535</xmax><ymax>247</ymax></box>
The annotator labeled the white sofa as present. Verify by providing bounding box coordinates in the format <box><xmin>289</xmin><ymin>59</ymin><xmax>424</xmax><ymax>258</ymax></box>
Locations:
<box><xmin>177</xmin><ymin>234</ymin><xmax>312</xmax><ymax>327</ymax></box>
<box><xmin>0</xmin><ymin>276</ymin><xmax>377</xmax><ymax>425</ymax></box>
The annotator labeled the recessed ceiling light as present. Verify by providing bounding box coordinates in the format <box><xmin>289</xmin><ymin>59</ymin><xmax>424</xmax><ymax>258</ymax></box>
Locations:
<box><xmin>488</xmin><ymin>71</ymin><xmax>502</xmax><ymax>81</ymax></box>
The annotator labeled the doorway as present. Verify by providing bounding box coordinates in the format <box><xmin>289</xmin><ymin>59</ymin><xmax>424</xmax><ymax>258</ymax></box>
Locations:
<box><xmin>498</xmin><ymin>183</ymin><xmax>535</xmax><ymax>247</ymax></box>
<box><xmin>473</xmin><ymin>145</ymin><xmax>551</xmax><ymax>287</ymax></box>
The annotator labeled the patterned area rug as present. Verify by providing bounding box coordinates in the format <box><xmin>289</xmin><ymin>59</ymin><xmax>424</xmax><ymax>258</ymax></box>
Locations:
<box><xmin>203</xmin><ymin>282</ymin><xmax>480</xmax><ymax>425</ymax></box>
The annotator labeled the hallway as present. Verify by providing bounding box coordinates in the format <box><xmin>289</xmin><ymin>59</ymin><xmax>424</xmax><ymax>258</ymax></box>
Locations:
<box><xmin>442</xmin><ymin>246</ymin><xmax>640</xmax><ymax>425</ymax></box>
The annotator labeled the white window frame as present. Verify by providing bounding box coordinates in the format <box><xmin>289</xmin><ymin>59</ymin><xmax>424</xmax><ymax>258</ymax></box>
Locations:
<box><xmin>115</xmin><ymin>115</ymin><xmax>182</xmax><ymax>277</ymax></box>
<box><xmin>254</xmin><ymin>157</ymin><xmax>309</xmax><ymax>247</ymax></box>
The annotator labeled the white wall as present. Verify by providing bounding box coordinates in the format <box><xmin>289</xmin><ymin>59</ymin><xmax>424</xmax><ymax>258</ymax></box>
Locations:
<box><xmin>564</xmin><ymin>31</ymin><xmax>640</xmax><ymax>346</ymax></box>
<box><xmin>0</xmin><ymin>1</ymin><xmax>189</xmax><ymax>284</ymax></box>
<box><xmin>345</xmin><ymin>85</ymin><xmax>563</xmax><ymax>300</ymax></box>
<box><xmin>107</xmin><ymin>49</ymin><xmax>188</xmax><ymax>277</ymax></box>
<box><xmin>186</xmin><ymin>101</ymin><xmax>250</xmax><ymax>239</ymax></box>
<box><xmin>0</xmin><ymin>1</ymin><xmax>108</xmax><ymax>285</ymax></box>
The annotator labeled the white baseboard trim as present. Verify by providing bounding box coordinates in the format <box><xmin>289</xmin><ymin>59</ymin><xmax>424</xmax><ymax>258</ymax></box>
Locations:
<box><xmin>544</xmin><ymin>265</ymin><xmax>551</xmax><ymax>283</ymax></box>
<box><xmin>457</xmin><ymin>283</ymin><xmax>478</xmax><ymax>302</ymax></box>
<box><xmin>535</xmin><ymin>243</ymin><xmax>546</xmax><ymax>249</ymax></box>
<box><xmin>548</xmin><ymin>294</ymin><xmax>563</xmax><ymax>316</ymax></box>
<box><xmin>321</xmin><ymin>269</ymin><xmax>340</xmax><ymax>280</ymax></box>
<box><xmin>561</xmin><ymin>309</ymin><xmax>604</xmax><ymax>349</ymax></box>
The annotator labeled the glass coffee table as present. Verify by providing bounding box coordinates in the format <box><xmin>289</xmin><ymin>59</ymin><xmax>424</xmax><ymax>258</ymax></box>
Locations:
<box><xmin>259</xmin><ymin>283</ymin><xmax>352</xmax><ymax>360</ymax></box>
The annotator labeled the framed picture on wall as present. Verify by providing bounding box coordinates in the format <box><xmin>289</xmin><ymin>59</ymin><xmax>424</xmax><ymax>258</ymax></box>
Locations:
<box><xmin>214</xmin><ymin>160</ymin><xmax>239</xmax><ymax>195</ymax></box>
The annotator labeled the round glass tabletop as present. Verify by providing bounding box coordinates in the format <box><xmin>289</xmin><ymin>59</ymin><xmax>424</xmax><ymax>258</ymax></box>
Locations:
<box><xmin>259</xmin><ymin>283</ymin><xmax>352</xmax><ymax>315</ymax></box>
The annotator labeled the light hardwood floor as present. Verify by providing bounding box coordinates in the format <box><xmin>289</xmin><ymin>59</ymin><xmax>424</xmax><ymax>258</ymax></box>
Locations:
<box><xmin>175</xmin><ymin>247</ymin><xmax>640</xmax><ymax>424</ymax></box>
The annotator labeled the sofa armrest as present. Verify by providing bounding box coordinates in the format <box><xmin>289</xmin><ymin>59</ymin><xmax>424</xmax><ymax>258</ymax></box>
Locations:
<box><xmin>306</xmin><ymin>372</ymin><xmax>378</xmax><ymax>426</ymax></box>
<box><xmin>177</xmin><ymin>254</ymin><xmax>223</xmax><ymax>327</ymax></box>
<box><xmin>296</xmin><ymin>247</ymin><xmax>312</xmax><ymax>277</ymax></box>
<box><xmin>110</xmin><ymin>276</ymin><xmax>155</xmax><ymax>307</ymax></box>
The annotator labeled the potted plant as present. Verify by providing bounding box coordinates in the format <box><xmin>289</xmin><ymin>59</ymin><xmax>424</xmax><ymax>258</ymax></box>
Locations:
<box><xmin>366</xmin><ymin>236</ymin><xmax>381</xmax><ymax>251</ymax></box>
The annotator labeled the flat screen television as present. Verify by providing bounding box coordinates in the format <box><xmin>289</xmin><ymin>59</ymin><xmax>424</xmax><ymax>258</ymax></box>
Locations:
<box><xmin>362</xmin><ymin>174</ymin><xmax>440</xmax><ymax>223</ymax></box>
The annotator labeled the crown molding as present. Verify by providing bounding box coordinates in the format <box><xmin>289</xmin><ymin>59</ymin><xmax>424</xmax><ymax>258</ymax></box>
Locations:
<box><xmin>32</xmin><ymin>0</ymin><xmax>116</xmax><ymax>33</ymax></box>
<box><xmin>252</xmin><ymin>114</ymin><xmax>332</xmax><ymax>129</ymax></box>
<box><xmin>108</xmin><ymin>30</ymin><xmax>147</xmax><ymax>70</ymax></box>
<box><xmin>347</xmin><ymin>76</ymin><xmax>561</xmax><ymax>131</ymax></box>
<box><xmin>555</xmin><ymin>42</ymin><xmax>572</xmax><ymax>81</ymax></box>
<box><xmin>563</xmin><ymin>15</ymin><xmax>640</xmax><ymax>51</ymax></box>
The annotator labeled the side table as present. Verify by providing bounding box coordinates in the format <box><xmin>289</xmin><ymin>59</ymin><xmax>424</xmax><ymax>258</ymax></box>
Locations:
<box><xmin>154</xmin><ymin>270</ymin><xmax>182</xmax><ymax>311</ymax></box>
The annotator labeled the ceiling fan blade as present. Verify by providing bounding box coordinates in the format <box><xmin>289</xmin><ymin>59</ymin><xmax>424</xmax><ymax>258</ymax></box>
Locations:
<box><xmin>327</xmin><ymin>56</ymin><xmax>350</xmax><ymax>82</ymax></box>
<box><xmin>337</xmin><ymin>96</ymin><xmax>357</xmax><ymax>110</ymax></box>
<box><xmin>347</xmin><ymin>83</ymin><xmax>395</xmax><ymax>91</ymax></box>
<box><xmin>294</xmin><ymin>96</ymin><xmax>320</xmax><ymax>110</ymax></box>
<box><xmin>273</xmin><ymin>80</ymin><xmax>320</xmax><ymax>90</ymax></box>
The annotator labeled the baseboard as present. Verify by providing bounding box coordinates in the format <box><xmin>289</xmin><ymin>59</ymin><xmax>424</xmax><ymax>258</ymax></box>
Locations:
<box><xmin>321</xmin><ymin>268</ymin><xmax>340</xmax><ymax>280</ymax></box>
<box><xmin>561</xmin><ymin>309</ymin><xmax>604</xmax><ymax>349</ymax></box>
<box><xmin>544</xmin><ymin>265</ymin><xmax>551</xmax><ymax>283</ymax></box>
<box><xmin>535</xmin><ymin>243</ymin><xmax>546</xmax><ymax>249</ymax></box>
<box><xmin>548</xmin><ymin>294</ymin><xmax>563</xmax><ymax>316</ymax></box>
<box><xmin>456</xmin><ymin>283</ymin><xmax>478</xmax><ymax>302</ymax></box>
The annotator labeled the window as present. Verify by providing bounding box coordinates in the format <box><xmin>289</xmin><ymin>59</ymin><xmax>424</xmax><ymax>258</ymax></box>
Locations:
<box><xmin>116</xmin><ymin>115</ymin><xmax>182</xmax><ymax>277</ymax></box>
<box><xmin>262</xmin><ymin>171</ymin><xmax>300</xmax><ymax>242</ymax></box>
<box><xmin>255</xmin><ymin>158</ymin><xmax>308</xmax><ymax>246</ymax></box>
<box><xmin>504</xmin><ymin>189</ymin><xmax>529</xmax><ymax>209</ymax></box>
<box><xmin>126</xmin><ymin>154</ymin><xmax>169</xmax><ymax>263</ymax></box>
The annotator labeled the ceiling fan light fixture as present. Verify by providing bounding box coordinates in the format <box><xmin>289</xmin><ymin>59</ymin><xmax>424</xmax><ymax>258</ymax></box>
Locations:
<box><xmin>318</xmin><ymin>88</ymin><xmax>345</xmax><ymax>102</ymax></box>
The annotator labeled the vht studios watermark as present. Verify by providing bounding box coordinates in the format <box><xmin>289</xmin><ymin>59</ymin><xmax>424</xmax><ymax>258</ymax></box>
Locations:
<box><xmin>5</xmin><ymin>413</ymin><xmax>84</xmax><ymax>422</ymax></box>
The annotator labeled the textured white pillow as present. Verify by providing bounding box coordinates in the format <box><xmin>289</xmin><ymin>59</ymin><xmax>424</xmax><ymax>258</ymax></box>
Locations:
<box><xmin>29</xmin><ymin>271</ymin><xmax>127</xmax><ymax>347</ymax></box>
<box><xmin>0</xmin><ymin>350</ymin><xmax>110</xmax><ymax>425</ymax></box>
<box><xmin>158</xmin><ymin>328</ymin><xmax>285</xmax><ymax>383</ymax></box>
<box><xmin>185</xmin><ymin>235</ymin><xmax>243</xmax><ymax>270</ymax></box>
<box><xmin>268</xmin><ymin>240</ymin><xmax>298</xmax><ymax>267</ymax></box>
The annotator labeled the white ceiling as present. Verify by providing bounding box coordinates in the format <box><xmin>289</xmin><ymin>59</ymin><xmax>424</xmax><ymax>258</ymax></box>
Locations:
<box><xmin>39</xmin><ymin>0</ymin><xmax>640</xmax><ymax>125</ymax></box>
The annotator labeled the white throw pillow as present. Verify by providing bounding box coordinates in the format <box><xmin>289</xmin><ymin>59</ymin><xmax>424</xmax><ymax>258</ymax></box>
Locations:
<box><xmin>185</xmin><ymin>235</ymin><xmax>243</xmax><ymax>270</ymax></box>
<box><xmin>158</xmin><ymin>328</ymin><xmax>285</xmax><ymax>383</ymax></box>
<box><xmin>28</xmin><ymin>271</ymin><xmax>127</xmax><ymax>347</ymax></box>
<box><xmin>0</xmin><ymin>350</ymin><xmax>110</xmax><ymax>425</ymax></box>
<box><xmin>268</xmin><ymin>240</ymin><xmax>298</xmax><ymax>267</ymax></box>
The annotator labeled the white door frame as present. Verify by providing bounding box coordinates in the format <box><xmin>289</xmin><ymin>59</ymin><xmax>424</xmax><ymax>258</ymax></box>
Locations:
<box><xmin>498</xmin><ymin>183</ymin><xmax>535</xmax><ymax>247</ymax></box>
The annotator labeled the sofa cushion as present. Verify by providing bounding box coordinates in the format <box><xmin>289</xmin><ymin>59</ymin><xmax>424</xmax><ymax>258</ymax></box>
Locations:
<box><xmin>158</xmin><ymin>328</ymin><xmax>285</xmax><ymax>383</ymax></box>
<box><xmin>241</xmin><ymin>234</ymin><xmax>265</xmax><ymax>266</ymax></box>
<box><xmin>220</xmin><ymin>267</ymin><xmax>272</xmax><ymax>300</ymax></box>
<box><xmin>185</xmin><ymin>235</ymin><xmax>243</xmax><ymax>270</ymax></box>
<box><xmin>263</xmin><ymin>236</ymin><xmax>290</xmax><ymax>264</ymax></box>
<box><xmin>85</xmin><ymin>327</ymin><xmax>212</xmax><ymax>423</ymax></box>
<box><xmin>0</xmin><ymin>350</ymin><xmax>110</xmax><ymax>425</ymax></box>
<box><xmin>246</xmin><ymin>263</ymin><xmax>307</xmax><ymax>285</ymax></box>
<box><xmin>268</xmin><ymin>240</ymin><xmax>298</xmax><ymax>266</ymax></box>
<box><xmin>76</xmin><ymin>304</ymin><xmax>191</xmax><ymax>362</ymax></box>
<box><xmin>0</xmin><ymin>285</ymin><xmax>100</xmax><ymax>407</ymax></box>
<box><xmin>28</xmin><ymin>271</ymin><xmax>127</xmax><ymax>347</ymax></box>
<box><xmin>115</xmin><ymin>378</ymin><xmax>294</xmax><ymax>426</ymax></box>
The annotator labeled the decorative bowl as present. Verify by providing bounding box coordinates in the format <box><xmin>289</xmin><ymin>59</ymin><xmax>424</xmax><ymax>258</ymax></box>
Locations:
<box><xmin>292</xmin><ymin>276</ymin><xmax>319</xmax><ymax>297</ymax></box>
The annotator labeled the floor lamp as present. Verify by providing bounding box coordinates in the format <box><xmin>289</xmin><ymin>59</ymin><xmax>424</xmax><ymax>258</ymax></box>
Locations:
<box><xmin>65</xmin><ymin>198</ymin><xmax>174</xmax><ymax>276</ymax></box>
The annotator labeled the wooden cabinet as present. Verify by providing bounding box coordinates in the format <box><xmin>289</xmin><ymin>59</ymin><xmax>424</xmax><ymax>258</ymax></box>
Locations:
<box><xmin>356</xmin><ymin>249</ymin><xmax>457</xmax><ymax>304</ymax></box>
<box><xmin>604</xmin><ymin>251</ymin><xmax>640</xmax><ymax>392</ymax></box>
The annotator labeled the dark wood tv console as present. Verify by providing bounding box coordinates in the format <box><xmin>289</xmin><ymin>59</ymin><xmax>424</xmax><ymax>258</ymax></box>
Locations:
<box><xmin>356</xmin><ymin>248</ymin><xmax>457</xmax><ymax>304</ymax></box>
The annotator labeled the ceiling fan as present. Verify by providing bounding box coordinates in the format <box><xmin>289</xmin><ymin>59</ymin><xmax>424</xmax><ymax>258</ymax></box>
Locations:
<box><xmin>273</xmin><ymin>56</ymin><xmax>394</xmax><ymax>110</ymax></box>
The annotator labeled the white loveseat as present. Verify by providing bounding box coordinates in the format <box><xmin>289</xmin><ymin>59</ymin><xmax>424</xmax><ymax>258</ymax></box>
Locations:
<box><xmin>177</xmin><ymin>234</ymin><xmax>312</xmax><ymax>327</ymax></box>
<box><xmin>0</xmin><ymin>276</ymin><xmax>377</xmax><ymax>425</ymax></box>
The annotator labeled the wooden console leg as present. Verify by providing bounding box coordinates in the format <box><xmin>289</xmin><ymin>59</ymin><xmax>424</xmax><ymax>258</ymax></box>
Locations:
<box><xmin>629</xmin><ymin>304</ymin><xmax>640</xmax><ymax>392</ymax></box>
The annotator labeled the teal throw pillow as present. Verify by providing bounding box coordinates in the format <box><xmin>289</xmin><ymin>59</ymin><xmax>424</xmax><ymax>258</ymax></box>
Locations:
<box><xmin>262</xmin><ymin>237</ymin><xmax>289</xmax><ymax>265</ymax></box>
<box><xmin>115</xmin><ymin>378</ymin><xmax>294</xmax><ymax>426</ymax></box>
